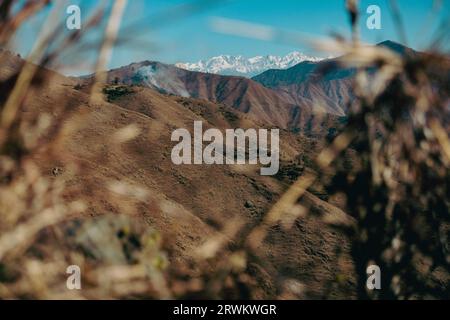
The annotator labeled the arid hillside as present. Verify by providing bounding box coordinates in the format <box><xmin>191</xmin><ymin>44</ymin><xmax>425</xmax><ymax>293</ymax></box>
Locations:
<box><xmin>83</xmin><ymin>60</ymin><xmax>343</xmax><ymax>133</ymax></box>
<box><xmin>0</xmin><ymin>50</ymin><xmax>355</xmax><ymax>298</ymax></box>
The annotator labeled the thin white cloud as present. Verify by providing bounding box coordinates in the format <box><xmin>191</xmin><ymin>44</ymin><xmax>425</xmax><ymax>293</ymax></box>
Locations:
<box><xmin>209</xmin><ymin>16</ymin><xmax>276</xmax><ymax>41</ymax></box>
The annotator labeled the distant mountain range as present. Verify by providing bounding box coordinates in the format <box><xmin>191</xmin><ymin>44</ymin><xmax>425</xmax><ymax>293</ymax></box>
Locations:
<box><xmin>175</xmin><ymin>52</ymin><xmax>325</xmax><ymax>77</ymax></box>
<box><xmin>86</xmin><ymin>41</ymin><xmax>416</xmax><ymax>133</ymax></box>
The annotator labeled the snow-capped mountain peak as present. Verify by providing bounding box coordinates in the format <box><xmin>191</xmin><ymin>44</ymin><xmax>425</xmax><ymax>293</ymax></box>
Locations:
<box><xmin>175</xmin><ymin>52</ymin><xmax>324</xmax><ymax>77</ymax></box>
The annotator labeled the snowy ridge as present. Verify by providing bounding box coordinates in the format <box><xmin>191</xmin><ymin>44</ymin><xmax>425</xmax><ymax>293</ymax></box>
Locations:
<box><xmin>175</xmin><ymin>52</ymin><xmax>324</xmax><ymax>77</ymax></box>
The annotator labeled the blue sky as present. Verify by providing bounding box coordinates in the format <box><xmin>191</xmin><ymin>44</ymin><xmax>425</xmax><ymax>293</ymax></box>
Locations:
<box><xmin>11</xmin><ymin>0</ymin><xmax>449</xmax><ymax>75</ymax></box>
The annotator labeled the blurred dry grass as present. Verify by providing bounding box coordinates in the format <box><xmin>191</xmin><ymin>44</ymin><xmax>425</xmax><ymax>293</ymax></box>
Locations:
<box><xmin>0</xmin><ymin>0</ymin><xmax>448</xmax><ymax>299</ymax></box>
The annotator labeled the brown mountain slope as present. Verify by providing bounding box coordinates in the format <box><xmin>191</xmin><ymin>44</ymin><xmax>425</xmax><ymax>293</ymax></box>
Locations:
<box><xmin>101</xmin><ymin>61</ymin><xmax>302</xmax><ymax>128</ymax></box>
<box><xmin>252</xmin><ymin>41</ymin><xmax>420</xmax><ymax>117</ymax></box>
<box><xmin>1</xmin><ymin>52</ymin><xmax>355</xmax><ymax>298</ymax></box>
<box><xmin>88</xmin><ymin>61</ymin><xmax>332</xmax><ymax>131</ymax></box>
<box><xmin>253</xmin><ymin>59</ymin><xmax>355</xmax><ymax>117</ymax></box>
